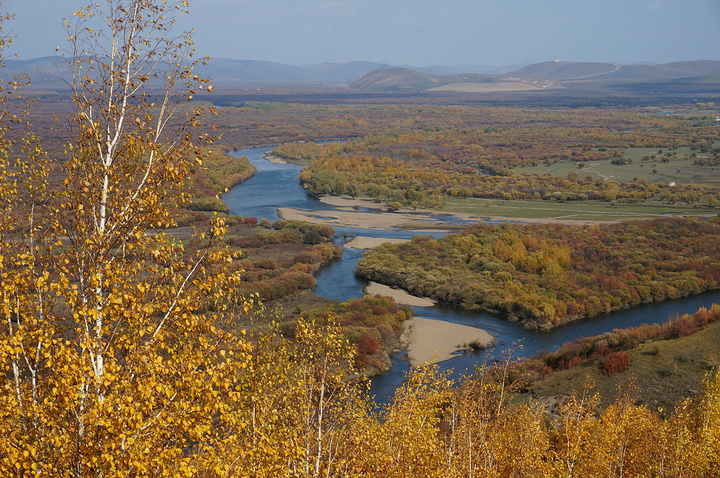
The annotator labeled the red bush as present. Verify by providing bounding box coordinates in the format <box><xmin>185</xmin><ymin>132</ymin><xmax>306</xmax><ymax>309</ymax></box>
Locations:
<box><xmin>567</xmin><ymin>356</ymin><xmax>583</xmax><ymax>368</ymax></box>
<box><xmin>602</xmin><ymin>351</ymin><xmax>630</xmax><ymax>376</ymax></box>
<box><xmin>356</xmin><ymin>333</ymin><xmax>378</xmax><ymax>356</ymax></box>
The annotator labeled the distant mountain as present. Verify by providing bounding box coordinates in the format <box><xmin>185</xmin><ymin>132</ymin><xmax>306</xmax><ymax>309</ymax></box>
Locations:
<box><xmin>200</xmin><ymin>59</ymin><xmax>394</xmax><ymax>85</ymax></box>
<box><xmin>5</xmin><ymin>57</ymin><xmax>720</xmax><ymax>94</ymax></box>
<box><xmin>5</xmin><ymin>56</ymin><xmax>391</xmax><ymax>87</ymax></box>
<box><xmin>3</xmin><ymin>57</ymin><xmax>70</xmax><ymax>88</ymax></box>
<box><xmin>198</xmin><ymin>59</ymin><xmax>312</xmax><ymax>84</ymax></box>
<box><xmin>506</xmin><ymin>60</ymin><xmax>720</xmax><ymax>81</ymax></box>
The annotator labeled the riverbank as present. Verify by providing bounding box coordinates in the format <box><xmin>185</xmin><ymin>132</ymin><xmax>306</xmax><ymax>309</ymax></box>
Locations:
<box><xmin>401</xmin><ymin>317</ymin><xmax>495</xmax><ymax>367</ymax></box>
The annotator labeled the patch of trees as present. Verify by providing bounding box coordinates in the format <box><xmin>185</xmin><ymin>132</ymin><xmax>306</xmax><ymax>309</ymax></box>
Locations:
<box><xmin>356</xmin><ymin>217</ymin><xmax>720</xmax><ymax>329</ymax></box>
<box><xmin>227</xmin><ymin>220</ymin><xmax>341</xmax><ymax>301</ymax></box>
<box><xmin>265</xmin><ymin>107</ymin><xmax>720</xmax><ymax>208</ymax></box>
<box><xmin>197</xmin><ymin>148</ymin><xmax>256</xmax><ymax>192</ymax></box>
<box><xmin>300</xmin><ymin>295</ymin><xmax>413</xmax><ymax>374</ymax></box>
<box><xmin>298</xmin><ymin>152</ymin><xmax>716</xmax><ymax>208</ymax></box>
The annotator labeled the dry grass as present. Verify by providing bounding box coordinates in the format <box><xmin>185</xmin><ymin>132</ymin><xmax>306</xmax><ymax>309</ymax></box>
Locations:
<box><xmin>525</xmin><ymin>322</ymin><xmax>720</xmax><ymax>415</ymax></box>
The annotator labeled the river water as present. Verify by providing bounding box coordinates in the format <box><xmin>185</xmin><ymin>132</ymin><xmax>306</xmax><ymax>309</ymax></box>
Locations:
<box><xmin>224</xmin><ymin>146</ymin><xmax>720</xmax><ymax>403</ymax></box>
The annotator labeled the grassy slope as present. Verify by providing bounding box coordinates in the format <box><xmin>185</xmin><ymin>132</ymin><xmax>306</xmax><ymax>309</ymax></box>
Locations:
<box><xmin>524</xmin><ymin>322</ymin><xmax>720</xmax><ymax>414</ymax></box>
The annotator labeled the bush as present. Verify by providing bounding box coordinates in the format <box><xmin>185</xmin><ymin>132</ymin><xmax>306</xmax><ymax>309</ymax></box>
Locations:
<box><xmin>602</xmin><ymin>351</ymin><xmax>630</xmax><ymax>376</ymax></box>
<box><xmin>357</xmin><ymin>333</ymin><xmax>379</xmax><ymax>356</ymax></box>
<box><xmin>186</xmin><ymin>196</ymin><xmax>230</xmax><ymax>214</ymax></box>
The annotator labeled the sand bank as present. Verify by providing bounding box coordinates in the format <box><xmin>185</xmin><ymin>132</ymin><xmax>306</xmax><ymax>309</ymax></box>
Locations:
<box><xmin>277</xmin><ymin>206</ymin><xmax>456</xmax><ymax>232</ymax></box>
<box><xmin>364</xmin><ymin>281</ymin><xmax>435</xmax><ymax>307</ymax></box>
<box><xmin>263</xmin><ymin>153</ymin><xmax>288</xmax><ymax>164</ymax></box>
<box><xmin>401</xmin><ymin>317</ymin><xmax>495</xmax><ymax>367</ymax></box>
<box><xmin>318</xmin><ymin>196</ymin><xmax>387</xmax><ymax>211</ymax></box>
<box><xmin>344</xmin><ymin>236</ymin><xmax>410</xmax><ymax>250</ymax></box>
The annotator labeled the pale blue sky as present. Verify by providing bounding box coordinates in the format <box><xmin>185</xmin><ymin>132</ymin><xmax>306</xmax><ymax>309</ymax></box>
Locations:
<box><xmin>5</xmin><ymin>0</ymin><xmax>720</xmax><ymax>67</ymax></box>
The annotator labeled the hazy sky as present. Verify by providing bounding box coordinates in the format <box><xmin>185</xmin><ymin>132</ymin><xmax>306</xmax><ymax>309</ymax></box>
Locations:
<box><xmin>4</xmin><ymin>0</ymin><xmax>720</xmax><ymax>67</ymax></box>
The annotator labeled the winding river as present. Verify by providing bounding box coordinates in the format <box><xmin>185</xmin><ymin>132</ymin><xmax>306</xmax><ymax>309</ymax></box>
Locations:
<box><xmin>224</xmin><ymin>146</ymin><xmax>720</xmax><ymax>403</ymax></box>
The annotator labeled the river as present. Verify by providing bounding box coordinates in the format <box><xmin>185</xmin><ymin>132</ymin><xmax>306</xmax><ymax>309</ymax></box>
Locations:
<box><xmin>224</xmin><ymin>146</ymin><xmax>720</xmax><ymax>403</ymax></box>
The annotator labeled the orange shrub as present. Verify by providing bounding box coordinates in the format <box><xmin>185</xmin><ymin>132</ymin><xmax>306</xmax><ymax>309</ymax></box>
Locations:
<box><xmin>602</xmin><ymin>351</ymin><xmax>631</xmax><ymax>376</ymax></box>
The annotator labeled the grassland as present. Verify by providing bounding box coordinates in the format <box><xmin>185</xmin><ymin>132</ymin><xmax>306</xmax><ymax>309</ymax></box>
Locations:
<box><xmin>515</xmin><ymin>146</ymin><xmax>720</xmax><ymax>187</ymax></box>
<box><xmin>525</xmin><ymin>321</ymin><xmax>720</xmax><ymax>415</ymax></box>
<box><xmin>443</xmin><ymin>196</ymin><xmax>718</xmax><ymax>223</ymax></box>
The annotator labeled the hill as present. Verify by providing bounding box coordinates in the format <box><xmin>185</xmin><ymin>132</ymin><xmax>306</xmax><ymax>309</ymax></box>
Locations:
<box><xmin>8</xmin><ymin>57</ymin><xmax>720</xmax><ymax>99</ymax></box>
<box><xmin>198</xmin><ymin>59</ymin><xmax>392</xmax><ymax>85</ymax></box>
<box><xmin>349</xmin><ymin>68</ymin><xmax>528</xmax><ymax>92</ymax></box>
<box><xmin>349</xmin><ymin>67</ymin><xmax>449</xmax><ymax>92</ymax></box>
<box><xmin>506</xmin><ymin>59</ymin><xmax>720</xmax><ymax>81</ymax></box>
<box><xmin>506</xmin><ymin>61</ymin><xmax>621</xmax><ymax>81</ymax></box>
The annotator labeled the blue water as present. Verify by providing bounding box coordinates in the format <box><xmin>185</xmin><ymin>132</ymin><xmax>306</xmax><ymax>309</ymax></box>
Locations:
<box><xmin>225</xmin><ymin>146</ymin><xmax>720</xmax><ymax>403</ymax></box>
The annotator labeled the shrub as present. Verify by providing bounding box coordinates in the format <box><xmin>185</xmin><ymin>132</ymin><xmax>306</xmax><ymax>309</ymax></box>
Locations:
<box><xmin>567</xmin><ymin>356</ymin><xmax>583</xmax><ymax>368</ymax></box>
<box><xmin>357</xmin><ymin>333</ymin><xmax>379</xmax><ymax>356</ymax></box>
<box><xmin>602</xmin><ymin>351</ymin><xmax>630</xmax><ymax>376</ymax></box>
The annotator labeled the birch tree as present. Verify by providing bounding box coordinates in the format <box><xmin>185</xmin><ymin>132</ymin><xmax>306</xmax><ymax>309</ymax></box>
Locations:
<box><xmin>0</xmin><ymin>1</ymin><xmax>253</xmax><ymax>475</ymax></box>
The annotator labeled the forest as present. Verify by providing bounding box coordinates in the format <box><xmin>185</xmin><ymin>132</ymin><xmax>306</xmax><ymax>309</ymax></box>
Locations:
<box><xmin>356</xmin><ymin>217</ymin><xmax>720</xmax><ymax>329</ymax></box>
<box><xmin>264</xmin><ymin>106</ymin><xmax>720</xmax><ymax>210</ymax></box>
<box><xmin>2</xmin><ymin>1</ymin><xmax>720</xmax><ymax>476</ymax></box>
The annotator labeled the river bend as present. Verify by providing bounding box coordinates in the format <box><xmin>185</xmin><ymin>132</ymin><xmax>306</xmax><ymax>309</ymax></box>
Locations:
<box><xmin>224</xmin><ymin>146</ymin><xmax>720</xmax><ymax>402</ymax></box>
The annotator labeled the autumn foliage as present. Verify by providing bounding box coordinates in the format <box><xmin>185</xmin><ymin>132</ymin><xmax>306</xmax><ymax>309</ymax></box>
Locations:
<box><xmin>301</xmin><ymin>295</ymin><xmax>413</xmax><ymax>373</ymax></box>
<box><xmin>357</xmin><ymin>217</ymin><xmax>720</xmax><ymax>329</ymax></box>
<box><xmin>602</xmin><ymin>351</ymin><xmax>631</xmax><ymax>376</ymax></box>
<box><xmin>3</xmin><ymin>2</ymin><xmax>720</xmax><ymax>476</ymax></box>
<box><xmin>285</xmin><ymin>111</ymin><xmax>720</xmax><ymax>209</ymax></box>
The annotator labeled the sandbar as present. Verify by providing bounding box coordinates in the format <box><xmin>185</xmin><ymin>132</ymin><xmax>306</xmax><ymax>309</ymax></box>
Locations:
<box><xmin>264</xmin><ymin>153</ymin><xmax>288</xmax><ymax>164</ymax></box>
<box><xmin>318</xmin><ymin>196</ymin><xmax>387</xmax><ymax>211</ymax></box>
<box><xmin>401</xmin><ymin>317</ymin><xmax>495</xmax><ymax>367</ymax></box>
<box><xmin>345</xmin><ymin>236</ymin><xmax>410</xmax><ymax>249</ymax></box>
<box><xmin>364</xmin><ymin>281</ymin><xmax>435</xmax><ymax>307</ymax></box>
<box><xmin>277</xmin><ymin>206</ymin><xmax>456</xmax><ymax>232</ymax></box>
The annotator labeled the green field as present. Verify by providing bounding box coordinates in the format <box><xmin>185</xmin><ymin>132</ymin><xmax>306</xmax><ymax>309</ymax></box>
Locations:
<box><xmin>444</xmin><ymin>197</ymin><xmax>718</xmax><ymax>222</ymax></box>
<box><xmin>515</xmin><ymin>147</ymin><xmax>720</xmax><ymax>187</ymax></box>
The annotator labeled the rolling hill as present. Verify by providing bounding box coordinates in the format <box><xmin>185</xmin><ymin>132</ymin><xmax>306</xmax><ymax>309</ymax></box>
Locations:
<box><xmin>506</xmin><ymin>60</ymin><xmax>720</xmax><ymax>81</ymax></box>
<box><xmin>348</xmin><ymin>68</ymin><xmax>532</xmax><ymax>93</ymax></box>
<box><xmin>3</xmin><ymin>57</ymin><xmax>392</xmax><ymax>88</ymax></box>
<box><xmin>6</xmin><ymin>56</ymin><xmax>720</xmax><ymax>97</ymax></box>
<box><xmin>349</xmin><ymin>67</ymin><xmax>450</xmax><ymax>92</ymax></box>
